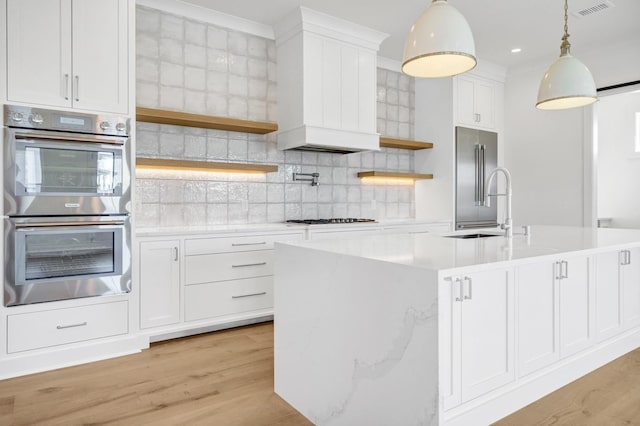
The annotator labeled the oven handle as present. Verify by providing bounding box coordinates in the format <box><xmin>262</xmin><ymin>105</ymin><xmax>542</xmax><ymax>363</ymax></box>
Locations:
<box><xmin>14</xmin><ymin>131</ymin><xmax>125</xmax><ymax>146</ymax></box>
<box><xmin>15</xmin><ymin>220</ymin><xmax>125</xmax><ymax>229</ymax></box>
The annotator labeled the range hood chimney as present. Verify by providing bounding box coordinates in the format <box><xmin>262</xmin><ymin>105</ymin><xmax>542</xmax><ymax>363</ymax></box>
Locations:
<box><xmin>274</xmin><ymin>7</ymin><xmax>388</xmax><ymax>153</ymax></box>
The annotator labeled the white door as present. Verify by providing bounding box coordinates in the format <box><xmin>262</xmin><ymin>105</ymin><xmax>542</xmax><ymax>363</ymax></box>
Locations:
<box><xmin>140</xmin><ymin>240</ymin><xmax>181</xmax><ymax>329</ymax></box>
<box><xmin>595</xmin><ymin>250</ymin><xmax>623</xmax><ymax>341</ymax></box>
<box><xmin>621</xmin><ymin>247</ymin><xmax>640</xmax><ymax>328</ymax></box>
<box><xmin>456</xmin><ymin>76</ymin><xmax>475</xmax><ymax>127</ymax></box>
<box><xmin>7</xmin><ymin>0</ymin><xmax>73</xmax><ymax>107</ymax></box>
<box><xmin>474</xmin><ymin>79</ymin><xmax>495</xmax><ymax>129</ymax></box>
<box><xmin>71</xmin><ymin>0</ymin><xmax>128</xmax><ymax>113</ymax></box>
<box><xmin>517</xmin><ymin>261</ymin><xmax>559</xmax><ymax>377</ymax></box>
<box><xmin>460</xmin><ymin>268</ymin><xmax>514</xmax><ymax>402</ymax></box>
<box><xmin>558</xmin><ymin>255</ymin><xmax>593</xmax><ymax>358</ymax></box>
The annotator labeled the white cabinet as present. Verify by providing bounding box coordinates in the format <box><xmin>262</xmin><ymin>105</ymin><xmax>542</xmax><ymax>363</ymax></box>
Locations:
<box><xmin>6</xmin><ymin>0</ymin><xmax>128</xmax><ymax>113</ymax></box>
<box><xmin>139</xmin><ymin>240</ymin><xmax>180</xmax><ymax>329</ymax></box>
<box><xmin>308</xmin><ymin>227</ymin><xmax>382</xmax><ymax>240</ymax></box>
<box><xmin>595</xmin><ymin>247</ymin><xmax>640</xmax><ymax>341</ymax></box>
<box><xmin>442</xmin><ymin>268</ymin><xmax>514</xmax><ymax>409</ymax></box>
<box><xmin>456</xmin><ymin>75</ymin><xmax>496</xmax><ymax>130</ymax></box>
<box><xmin>517</xmin><ymin>255</ymin><xmax>593</xmax><ymax>377</ymax></box>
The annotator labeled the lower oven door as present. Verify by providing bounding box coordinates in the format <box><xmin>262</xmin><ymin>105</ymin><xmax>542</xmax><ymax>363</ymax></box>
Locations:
<box><xmin>4</xmin><ymin>216</ymin><xmax>131</xmax><ymax>307</ymax></box>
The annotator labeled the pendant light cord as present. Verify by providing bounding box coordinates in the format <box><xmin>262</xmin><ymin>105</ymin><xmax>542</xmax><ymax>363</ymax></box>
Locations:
<box><xmin>560</xmin><ymin>0</ymin><xmax>571</xmax><ymax>55</ymax></box>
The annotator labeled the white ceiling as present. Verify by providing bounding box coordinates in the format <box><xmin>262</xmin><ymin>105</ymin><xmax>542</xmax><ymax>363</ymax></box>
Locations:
<box><xmin>179</xmin><ymin>0</ymin><xmax>640</xmax><ymax>69</ymax></box>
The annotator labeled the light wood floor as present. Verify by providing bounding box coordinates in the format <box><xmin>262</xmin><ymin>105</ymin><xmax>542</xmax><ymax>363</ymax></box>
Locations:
<box><xmin>0</xmin><ymin>322</ymin><xmax>639</xmax><ymax>426</ymax></box>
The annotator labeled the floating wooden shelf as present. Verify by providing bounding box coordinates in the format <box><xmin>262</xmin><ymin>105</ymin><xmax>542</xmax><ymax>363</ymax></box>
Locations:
<box><xmin>136</xmin><ymin>107</ymin><xmax>278</xmax><ymax>135</ymax></box>
<box><xmin>136</xmin><ymin>157</ymin><xmax>278</xmax><ymax>174</ymax></box>
<box><xmin>379</xmin><ymin>136</ymin><xmax>434</xmax><ymax>150</ymax></box>
<box><xmin>357</xmin><ymin>171</ymin><xmax>433</xmax><ymax>180</ymax></box>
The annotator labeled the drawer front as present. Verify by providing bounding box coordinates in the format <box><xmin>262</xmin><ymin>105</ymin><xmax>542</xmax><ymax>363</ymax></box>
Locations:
<box><xmin>7</xmin><ymin>301</ymin><xmax>128</xmax><ymax>353</ymax></box>
<box><xmin>309</xmin><ymin>228</ymin><xmax>382</xmax><ymax>240</ymax></box>
<box><xmin>185</xmin><ymin>250</ymin><xmax>273</xmax><ymax>285</ymax></box>
<box><xmin>185</xmin><ymin>232</ymin><xmax>304</xmax><ymax>255</ymax></box>
<box><xmin>184</xmin><ymin>276</ymin><xmax>273</xmax><ymax>322</ymax></box>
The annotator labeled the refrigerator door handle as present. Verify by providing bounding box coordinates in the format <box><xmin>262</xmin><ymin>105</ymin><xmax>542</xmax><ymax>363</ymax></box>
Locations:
<box><xmin>475</xmin><ymin>145</ymin><xmax>481</xmax><ymax>205</ymax></box>
<box><xmin>480</xmin><ymin>144</ymin><xmax>486</xmax><ymax>206</ymax></box>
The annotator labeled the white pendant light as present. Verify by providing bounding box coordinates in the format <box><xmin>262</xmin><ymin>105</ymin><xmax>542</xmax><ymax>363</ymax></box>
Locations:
<box><xmin>536</xmin><ymin>0</ymin><xmax>597</xmax><ymax>110</ymax></box>
<box><xmin>402</xmin><ymin>0</ymin><xmax>476</xmax><ymax>78</ymax></box>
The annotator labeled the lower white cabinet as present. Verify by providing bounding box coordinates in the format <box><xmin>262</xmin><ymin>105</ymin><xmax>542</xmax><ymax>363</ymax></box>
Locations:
<box><xmin>7</xmin><ymin>301</ymin><xmax>128</xmax><ymax>353</ymax></box>
<box><xmin>442</xmin><ymin>268</ymin><xmax>514</xmax><ymax>409</ymax></box>
<box><xmin>517</xmin><ymin>254</ymin><xmax>592</xmax><ymax>377</ymax></box>
<box><xmin>139</xmin><ymin>240</ymin><xmax>180</xmax><ymax>329</ymax></box>
<box><xmin>595</xmin><ymin>247</ymin><xmax>640</xmax><ymax>341</ymax></box>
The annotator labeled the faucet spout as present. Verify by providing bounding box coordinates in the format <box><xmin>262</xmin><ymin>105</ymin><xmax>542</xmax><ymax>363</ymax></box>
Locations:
<box><xmin>485</xmin><ymin>167</ymin><xmax>513</xmax><ymax>238</ymax></box>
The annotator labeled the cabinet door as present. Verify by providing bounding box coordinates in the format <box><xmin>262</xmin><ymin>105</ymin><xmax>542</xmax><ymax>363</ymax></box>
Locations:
<box><xmin>71</xmin><ymin>0</ymin><xmax>128</xmax><ymax>113</ymax></box>
<box><xmin>7</xmin><ymin>0</ymin><xmax>73</xmax><ymax>107</ymax></box>
<box><xmin>140</xmin><ymin>240</ymin><xmax>180</xmax><ymax>329</ymax></box>
<box><xmin>474</xmin><ymin>79</ymin><xmax>495</xmax><ymax>129</ymax></box>
<box><xmin>558</xmin><ymin>255</ymin><xmax>593</xmax><ymax>358</ymax></box>
<box><xmin>460</xmin><ymin>268</ymin><xmax>514</xmax><ymax>402</ymax></box>
<box><xmin>621</xmin><ymin>248</ymin><xmax>640</xmax><ymax>329</ymax></box>
<box><xmin>456</xmin><ymin>77</ymin><xmax>475</xmax><ymax>127</ymax></box>
<box><xmin>595</xmin><ymin>250</ymin><xmax>623</xmax><ymax>341</ymax></box>
<box><xmin>517</xmin><ymin>261</ymin><xmax>559</xmax><ymax>376</ymax></box>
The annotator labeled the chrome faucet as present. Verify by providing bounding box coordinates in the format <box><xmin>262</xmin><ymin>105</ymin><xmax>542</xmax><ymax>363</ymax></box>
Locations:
<box><xmin>485</xmin><ymin>167</ymin><xmax>513</xmax><ymax>238</ymax></box>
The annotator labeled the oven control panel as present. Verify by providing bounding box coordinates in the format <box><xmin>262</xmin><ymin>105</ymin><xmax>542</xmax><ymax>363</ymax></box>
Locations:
<box><xmin>3</xmin><ymin>104</ymin><xmax>130</xmax><ymax>136</ymax></box>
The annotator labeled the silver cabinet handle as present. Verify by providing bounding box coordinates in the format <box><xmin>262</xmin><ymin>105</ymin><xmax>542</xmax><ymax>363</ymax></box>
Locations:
<box><xmin>555</xmin><ymin>261</ymin><xmax>563</xmax><ymax>280</ymax></box>
<box><xmin>232</xmin><ymin>292</ymin><xmax>266</xmax><ymax>299</ymax></box>
<box><xmin>627</xmin><ymin>250</ymin><xmax>632</xmax><ymax>265</ymax></box>
<box><xmin>56</xmin><ymin>321</ymin><xmax>87</xmax><ymax>330</ymax></box>
<box><xmin>232</xmin><ymin>262</ymin><xmax>267</xmax><ymax>268</ymax></box>
<box><xmin>174</xmin><ymin>247</ymin><xmax>179</xmax><ymax>261</ymax></box>
<box><xmin>231</xmin><ymin>241</ymin><xmax>267</xmax><ymax>247</ymax></box>
<box><xmin>64</xmin><ymin>73</ymin><xmax>70</xmax><ymax>100</ymax></box>
<box><xmin>454</xmin><ymin>277</ymin><xmax>463</xmax><ymax>302</ymax></box>
<box><xmin>74</xmin><ymin>75</ymin><xmax>79</xmax><ymax>102</ymax></box>
<box><xmin>463</xmin><ymin>276</ymin><xmax>472</xmax><ymax>300</ymax></box>
<box><xmin>620</xmin><ymin>250</ymin><xmax>628</xmax><ymax>266</ymax></box>
<box><xmin>562</xmin><ymin>260</ymin><xmax>569</xmax><ymax>279</ymax></box>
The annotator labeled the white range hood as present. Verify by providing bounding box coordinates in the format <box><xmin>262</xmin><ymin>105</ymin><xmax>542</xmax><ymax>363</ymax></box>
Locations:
<box><xmin>274</xmin><ymin>7</ymin><xmax>388</xmax><ymax>153</ymax></box>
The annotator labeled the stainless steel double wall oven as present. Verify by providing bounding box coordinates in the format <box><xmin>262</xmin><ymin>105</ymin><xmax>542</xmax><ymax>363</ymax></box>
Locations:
<box><xmin>3</xmin><ymin>105</ymin><xmax>132</xmax><ymax>306</ymax></box>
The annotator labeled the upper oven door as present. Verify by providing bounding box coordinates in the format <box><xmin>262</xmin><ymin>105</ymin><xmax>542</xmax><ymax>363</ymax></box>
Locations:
<box><xmin>4</xmin><ymin>128</ymin><xmax>131</xmax><ymax>216</ymax></box>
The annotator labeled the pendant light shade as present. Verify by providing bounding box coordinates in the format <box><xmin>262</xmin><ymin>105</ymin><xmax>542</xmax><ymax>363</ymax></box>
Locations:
<box><xmin>536</xmin><ymin>0</ymin><xmax>597</xmax><ymax>110</ymax></box>
<box><xmin>402</xmin><ymin>0</ymin><xmax>476</xmax><ymax>78</ymax></box>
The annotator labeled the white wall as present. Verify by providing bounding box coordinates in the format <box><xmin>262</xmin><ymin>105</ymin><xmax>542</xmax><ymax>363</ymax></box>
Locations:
<box><xmin>504</xmin><ymin>37</ymin><xmax>640</xmax><ymax>226</ymax></box>
<box><xmin>596</xmin><ymin>90</ymin><xmax>640</xmax><ymax>228</ymax></box>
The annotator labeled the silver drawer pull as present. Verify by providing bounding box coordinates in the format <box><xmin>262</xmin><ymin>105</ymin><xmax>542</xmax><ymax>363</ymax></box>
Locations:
<box><xmin>232</xmin><ymin>262</ymin><xmax>267</xmax><ymax>268</ymax></box>
<box><xmin>56</xmin><ymin>321</ymin><xmax>87</xmax><ymax>330</ymax></box>
<box><xmin>232</xmin><ymin>292</ymin><xmax>267</xmax><ymax>299</ymax></box>
<box><xmin>231</xmin><ymin>241</ymin><xmax>267</xmax><ymax>247</ymax></box>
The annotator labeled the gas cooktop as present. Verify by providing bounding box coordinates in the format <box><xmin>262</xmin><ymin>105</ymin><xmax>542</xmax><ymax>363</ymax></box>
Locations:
<box><xmin>286</xmin><ymin>218</ymin><xmax>377</xmax><ymax>225</ymax></box>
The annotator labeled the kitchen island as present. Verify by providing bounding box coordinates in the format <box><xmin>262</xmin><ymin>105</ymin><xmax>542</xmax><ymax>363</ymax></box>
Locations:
<box><xmin>273</xmin><ymin>226</ymin><xmax>640</xmax><ymax>425</ymax></box>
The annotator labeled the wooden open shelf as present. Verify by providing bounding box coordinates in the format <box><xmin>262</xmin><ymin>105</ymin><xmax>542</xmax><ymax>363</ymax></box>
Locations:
<box><xmin>136</xmin><ymin>107</ymin><xmax>278</xmax><ymax>135</ymax></box>
<box><xmin>357</xmin><ymin>171</ymin><xmax>433</xmax><ymax>180</ymax></box>
<box><xmin>136</xmin><ymin>157</ymin><xmax>278</xmax><ymax>174</ymax></box>
<box><xmin>379</xmin><ymin>136</ymin><xmax>433</xmax><ymax>150</ymax></box>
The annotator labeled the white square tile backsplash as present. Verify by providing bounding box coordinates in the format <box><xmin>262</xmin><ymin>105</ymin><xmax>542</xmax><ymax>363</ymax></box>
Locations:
<box><xmin>135</xmin><ymin>6</ymin><xmax>417</xmax><ymax>227</ymax></box>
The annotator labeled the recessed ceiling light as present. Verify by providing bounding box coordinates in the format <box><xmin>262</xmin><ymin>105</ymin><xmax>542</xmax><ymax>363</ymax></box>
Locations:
<box><xmin>511</xmin><ymin>48</ymin><xmax>522</xmax><ymax>53</ymax></box>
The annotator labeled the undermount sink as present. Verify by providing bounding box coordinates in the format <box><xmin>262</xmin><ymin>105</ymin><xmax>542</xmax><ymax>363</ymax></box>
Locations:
<box><xmin>444</xmin><ymin>233</ymin><xmax>503</xmax><ymax>239</ymax></box>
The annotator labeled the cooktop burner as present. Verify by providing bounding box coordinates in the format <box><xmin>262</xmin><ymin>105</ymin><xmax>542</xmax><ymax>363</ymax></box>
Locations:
<box><xmin>286</xmin><ymin>218</ymin><xmax>377</xmax><ymax>225</ymax></box>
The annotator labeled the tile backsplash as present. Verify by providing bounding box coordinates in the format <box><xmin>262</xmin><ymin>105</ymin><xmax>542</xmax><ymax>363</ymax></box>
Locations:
<box><xmin>135</xmin><ymin>5</ymin><xmax>417</xmax><ymax>227</ymax></box>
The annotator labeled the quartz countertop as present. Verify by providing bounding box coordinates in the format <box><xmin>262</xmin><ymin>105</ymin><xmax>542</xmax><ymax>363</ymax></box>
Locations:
<box><xmin>275</xmin><ymin>226</ymin><xmax>640</xmax><ymax>272</ymax></box>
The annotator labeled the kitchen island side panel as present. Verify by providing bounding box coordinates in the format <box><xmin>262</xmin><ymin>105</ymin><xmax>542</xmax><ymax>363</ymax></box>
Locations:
<box><xmin>274</xmin><ymin>242</ymin><xmax>440</xmax><ymax>426</ymax></box>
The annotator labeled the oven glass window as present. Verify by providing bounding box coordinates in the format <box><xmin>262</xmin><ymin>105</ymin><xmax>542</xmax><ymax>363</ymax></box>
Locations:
<box><xmin>23</xmin><ymin>147</ymin><xmax>115</xmax><ymax>194</ymax></box>
<box><xmin>24</xmin><ymin>231</ymin><xmax>115</xmax><ymax>281</ymax></box>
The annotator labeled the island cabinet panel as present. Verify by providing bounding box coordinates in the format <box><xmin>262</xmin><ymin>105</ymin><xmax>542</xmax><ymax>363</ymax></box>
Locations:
<box><xmin>596</xmin><ymin>247</ymin><xmax>640</xmax><ymax>342</ymax></box>
<box><xmin>516</xmin><ymin>254</ymin><xmax>593</xmax><ymax>377</ymax></box>
<box><xmin>442</xmin><ymin>268</ymin><xmax>515</xmax><ymax>409</ymax></box>
<box><xmin>139</xmin><ymin>240</ymin><xmax>181</xmax><ymax>329</ymax></box>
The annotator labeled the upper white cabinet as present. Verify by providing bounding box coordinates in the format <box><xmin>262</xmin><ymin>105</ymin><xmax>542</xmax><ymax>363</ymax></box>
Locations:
<box><xmin>455</xmin><ymin>74</ymin><xmax>496</xmax><ymax>130</ymax></box>
<box><xmin>7</xmin><ymin>0</ymin><xmax>128</xmax><ymax>114</ymax></box>
<box><xmin>275</xmin><ymin>7</ymin><xmax>387</xmax><ymax>152</ymax></box>
<box><xmin>516</xmin><ymin>255</ymin><xmax>593</xmax><ymax>377</ymax></box>
<box><xmin>442</xmin><ymin>268</ymin><xmax>514</xmax><ymax>409</ymax></box>
<box><xmin>595</xmin><ymin>247</ymin><xmax>640</xmax><ymax>341</ymax></box>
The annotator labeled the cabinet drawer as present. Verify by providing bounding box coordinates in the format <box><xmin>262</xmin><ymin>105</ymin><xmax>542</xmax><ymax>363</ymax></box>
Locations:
<box><xmin>7</xmin><ymin>301</ymin><xmax>128</xmax><ymax>353</ymax></box>
<box><xmin>185</xmin><ymin>232</ymin><xmax>304</xmax><ymax>255</ymax></box>
<box><xmin>185</xmin><ymin>277</ymin><xmax>273</xmax><ymax>322</ymax></box>
<box><xmin>186</xmin><ymin>251</ymin><xmax>273</xmax><ymax>285</ymax></box>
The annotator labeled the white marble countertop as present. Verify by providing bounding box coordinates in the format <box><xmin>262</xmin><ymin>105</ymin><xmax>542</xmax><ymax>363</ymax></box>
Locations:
<box><xmin>135</xmin><ymin>219</ymin><xmax>450</xmax><ymax>237</ymax></box>
<box><xmin>276</xmin><ymin>226</ymin><xmax>640</xmax><ymax>272</ymax></box>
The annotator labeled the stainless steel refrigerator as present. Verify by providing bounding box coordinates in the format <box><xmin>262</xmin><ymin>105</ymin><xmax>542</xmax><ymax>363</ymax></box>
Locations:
<box><xmin>455</xmin><ymin>126</ymin><xmax>498</xmax><ymax>230</ymax></box>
